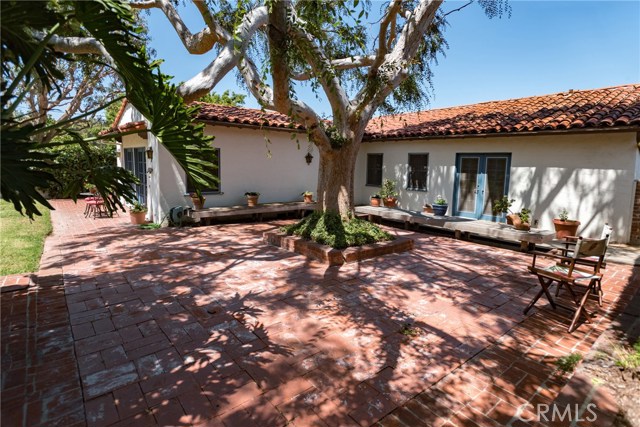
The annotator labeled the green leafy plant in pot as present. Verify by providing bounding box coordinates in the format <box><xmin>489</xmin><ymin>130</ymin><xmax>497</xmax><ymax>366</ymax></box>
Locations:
<box><xmin>379</xmin><ymin>179</ymin><xmax>398</xmax><ymax>208</ymax></box>
<box><xmin>129</xmin><ymin>202</ymin><xmax>147</xmax><ymax>225</ymax></box>
<box><xmin>492</xmin><ymin>196</ymin><xmax>531</xmax><ymax>230</ymax></box>
<box><xmin>553</xmin><ymin>208</ymin><xmax>580</xmax><ymax>239</ymax></box>
<box><xmin>432</xmin><ymin>195</ymin><xmax>448</xmax><ymax>216</ymax></box>
<box><xmin>301</xmin><ymin>191</ymin><xmax>313</xmax><ymax>203</ymax></box>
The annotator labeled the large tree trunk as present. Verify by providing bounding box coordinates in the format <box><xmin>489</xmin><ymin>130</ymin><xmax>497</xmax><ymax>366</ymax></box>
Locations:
<box><xmin>315</xmin><ymin>142</ymin><xmax>359</xmax><ymax>217</ymax></box>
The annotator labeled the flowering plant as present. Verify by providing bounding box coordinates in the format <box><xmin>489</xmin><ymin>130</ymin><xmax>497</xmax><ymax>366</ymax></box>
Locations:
<box><xmin>433</xmin><ymin>195</ymin><xmax>447</xmax><ymax>205</ymax></box>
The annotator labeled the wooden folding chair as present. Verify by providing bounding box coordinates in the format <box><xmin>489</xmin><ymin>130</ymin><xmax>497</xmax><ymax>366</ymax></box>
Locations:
<box><xmin>554</xmin><ymin>223</ymin><xmax>613</xmax><ymax>269</ymax></box>
<box><xmin>524</xmin><ymin>236</ymin><xmax>609</xmax><ymax>333</ymax></box>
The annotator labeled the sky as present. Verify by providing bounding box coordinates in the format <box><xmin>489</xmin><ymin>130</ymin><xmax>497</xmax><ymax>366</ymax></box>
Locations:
<box><xmin>144</xmin><ymin>1</ymin><xmax>640</xmax><ymax>116</ymax></box>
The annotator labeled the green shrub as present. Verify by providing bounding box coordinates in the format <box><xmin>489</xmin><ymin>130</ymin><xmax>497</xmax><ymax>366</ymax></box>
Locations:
<box><xmin>282</xmin><ymin>211</ymin><xmax>393</xmax><ymax>249</ymax></box>
<box><xmin>45</xmin><ymin>144</ymin><xmax>117</xmax><ymax>198</ymax></box>
<box><xmin>556</xmin><ymin>353</ymin><xmax>582</xmax><ymax>373</ymax></box>
<box><xmin>615</xmin><ymin>340</ymin><xmax>640</xmax><ymax>371</ymax></box>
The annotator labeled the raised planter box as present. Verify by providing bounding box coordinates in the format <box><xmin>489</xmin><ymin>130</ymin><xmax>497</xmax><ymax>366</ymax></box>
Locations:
<box><xmin>263</xmin><ymin>231</ymin><xmax>414</xmax><ymax>265</ymax></box>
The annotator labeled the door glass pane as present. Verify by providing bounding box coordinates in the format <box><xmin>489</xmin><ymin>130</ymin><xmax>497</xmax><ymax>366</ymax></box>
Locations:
<box><xmin>483</xmin><ymin>157</ymin><xmax>507</xmax><ymax>215</ymax></box>
<box><xmin>457</xmin><ymin>157</ymin><xmax>479</xmax><ymax>213</ymax></box>
<box><xmin>134</xmin><ymin>148</ymin><xmax>147</xmax><ymax>203</ymax></box>
<box><xmin>124</xmin><ymin>148</ymin><xmax>147</xmax><ymax>203</ymax></box>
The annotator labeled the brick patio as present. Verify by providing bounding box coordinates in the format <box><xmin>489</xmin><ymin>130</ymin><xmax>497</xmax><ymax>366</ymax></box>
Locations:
<box><xmin>1</xmin><ymin>199</ymin><xmax>638</xmax><ymax>427</ymax></box>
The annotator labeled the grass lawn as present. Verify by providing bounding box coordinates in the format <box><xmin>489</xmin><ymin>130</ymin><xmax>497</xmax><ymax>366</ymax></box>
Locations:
<box><xmin>0</xmin><ymin>200</ymin><xmax>52</xmax><ymax>275</ymax></box>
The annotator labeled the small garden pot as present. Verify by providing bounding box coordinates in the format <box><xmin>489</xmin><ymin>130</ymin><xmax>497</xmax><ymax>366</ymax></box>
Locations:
<box><xmin>553</xmin><ymin>219</ymin><xmax>580</xmax><ymax>239</ymax></box>
<box><xmin>303</xmin><ymin>195</ymin><xmax>313</xmax><ymax>203</ymax></box>
<box><xmin>247</xmin><ymin>195</ymin><xmax>259</xmax><ymax>207</ymax></box>
<box><xmin>383</xmin><ymin>197</ymin><xmax>397</xmax><ymax>208</ymax></box>
<box><xmin>130</xmin><ymin>211</ymin><xmax>147</xmax><ymax>225</ymax></box>
<box><xmin>515</xmin><ymin>222</ymin><xmax>531</xmax><ymax>231</ymax></box>
<box><xmin>370</xmin><ymin>197</ymin><xmax>381</xmax><ymax>207</ymax></box>
<box><xmin>506</xmin><ymin>213</ymin><xmax>519</xmax><ymax>225</ymax></box>
<box><xmin>423</xmin><ymin>204</ymin><xmax>433</xmax><ymax>214</ymax></box>
<box><xmin>191</xmin><ymin>197</ymin><xmax>205</xmax><ymax>210</ymax></box>
<box><xmin>432</xmin><ymin>204</ymin><xmax>448</xmax><ymax>216</ymax></box>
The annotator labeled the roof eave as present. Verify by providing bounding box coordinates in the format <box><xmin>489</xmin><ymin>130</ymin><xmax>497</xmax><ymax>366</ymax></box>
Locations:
<box><xmin>363</xmin><ymin>125</ymin><xmax>640</xmax><ymax>142</ymax></box>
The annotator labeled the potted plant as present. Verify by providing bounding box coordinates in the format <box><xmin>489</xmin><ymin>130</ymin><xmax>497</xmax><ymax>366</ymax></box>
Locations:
<box><xmin>553</xmin><ymin>208</ymin><xmax>580</xmax><ymax>239</ymax></box>
<box><xmin>301</xmin><ymin>191</ymin><xmax>314</xmax><ymax>203</ymax></box>
<box><xmin>492</xmin><ymin>196</ymin><xmax>531</xmax><ymax>230</ymax></box>
<box><xmin>86</xmin><ymin>183</ymin><xmax>97</xmax><ymax>195</ymax></box>
<box><xmin>380</xmin><ymin>179</ymin><xmax>398</xmax><ymax>208</ymax></box>
<box><xmin>492</xmin><ymin>196</ymin><xmax>517</xmax><ymax>224</ymax></box>
<box><xmin>432</xmin><ymin>195</ymin><xmax>448</xmax><ymax>216</ymax></box>
<box><xmin>129</xmin><ymin>202</ymin><xmax>147</xmax><ymax>225</ymax></box>
<box><xmin>423</xmin><ymin>203</ymin><xmax>434</xmax><ymax>214</ymax></box>
<box><xmin>189</xmin><ymin>192</ymin><xmax>206</xmax><ymax>210</ymax></box>
<box><xmin>516</xmin><ymin>208</ymin><xmax>532</xmax><ymax>231</ymax></box>
<box><xmin>245</xmin><ymin>191</ymin><xmax>260</xmax><ymax>207</ymax></box>
<box><xmin>370</xmin><ymin>194</ymin><xmax>381</xmax><ymax>207</ymax></box>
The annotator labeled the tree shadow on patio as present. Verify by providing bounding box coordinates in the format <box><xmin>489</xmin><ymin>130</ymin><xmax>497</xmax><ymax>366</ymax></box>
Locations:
<box><xmin>21</xmin><ymin>202</ymin><xmax>640</xmax><ymax>426</ymax></box>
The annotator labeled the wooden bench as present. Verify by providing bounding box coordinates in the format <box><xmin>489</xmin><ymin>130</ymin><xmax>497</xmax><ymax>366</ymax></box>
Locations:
<box><xmin>354</xmin><ymin>205</ymin><xmax>556</xmax><ymax>251</ymax></box>
<box><xmin>191</xmin><ymin>201</ymin><xmax>316</xmax><ymax>225</ymax></box>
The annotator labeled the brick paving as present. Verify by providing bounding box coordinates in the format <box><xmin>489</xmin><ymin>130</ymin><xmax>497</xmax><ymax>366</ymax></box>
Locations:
<box><xmin>1</xmin><ymin>199</ymin><xmax>638</xmax><ymax>427</ymax></box>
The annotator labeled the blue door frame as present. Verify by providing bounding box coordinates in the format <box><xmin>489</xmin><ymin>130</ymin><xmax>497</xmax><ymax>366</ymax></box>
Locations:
<box><xmin>452</xmin><ymin>153</ymin><xmax>511</xmax><ymax>221</ymax></box>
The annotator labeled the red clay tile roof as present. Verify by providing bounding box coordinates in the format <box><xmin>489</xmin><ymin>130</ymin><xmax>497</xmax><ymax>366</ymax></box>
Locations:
<box><xmin>99</xmin><ymin>120</ymin><xmax>147</xmax><ymax>136</ymax></box>
<box><xmin>364</xmin><ymin>84</ymin><xmax>640</xmax><ymax>140</ymax></box>
<box><xmin>192</xmin><ymin>102</ymin><xmax>305</xmax><ymax>130</ymax></box>
<box><xmin>111</xmin><ymin>84</ymin><xmax>640</xmax><ymax>139</ymax></box>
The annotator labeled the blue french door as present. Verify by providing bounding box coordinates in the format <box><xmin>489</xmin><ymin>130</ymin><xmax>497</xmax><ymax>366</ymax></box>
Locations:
<box><xmin>453</xmin><ymin>153</ymin><xmax>511</xmax><ymax>221</ymax></box>
<box><xmin>124</xmin><ymin>147</ymin><xmax>147</xmax><ymax>203</ymax></box>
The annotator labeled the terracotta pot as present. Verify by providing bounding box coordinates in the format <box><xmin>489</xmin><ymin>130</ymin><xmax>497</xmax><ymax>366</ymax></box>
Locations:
<box><xmin>383</xmin><ymin>197</ymin><xmax>397</xmax><ymax>208</ymax></box>
<box><xmin>432</xmin><ymin>204</ymin><xmax>448</xmax><ymax>216</ymax></box>
<box><xmin>515</xmin><ymin>222</ymin><xmax>531</xmax><ymax>231</ymax></box>
<box><xmin>423</xmin><ymin>204</ymin><xmax>434</xmax><ymax>214</ymax></box>
<box><xmin>130</xmin><ymin>211</ymin><xmax>147</xmax><ymax>225</ymax></box>
<box><xmin>247</xmin><ymin>195</ymin><xmax>259</xmax><ymax>207</ymax></box>
<box><xmin>191</xmin><ymin>197</ymin><xmax>205</xmax><ymax>210</ymax></box>
<box><xmin>506</xmin><ymin>214</ymin><xmax>520</xmax><ymax>226</ymax></box>
<box><xmin>303</xmin><ymin>195</ymin><xmax>313</xmax><ymax>203</ymax></box>
<box><xmin>553</xmin><ymin>219</ymin><xmax>580</xmax><ymax>239</ymax></box>
<box><xmin>370</xmin><ymin>197</ymin><xmax>381</xmax><ymax>207</ymax></box>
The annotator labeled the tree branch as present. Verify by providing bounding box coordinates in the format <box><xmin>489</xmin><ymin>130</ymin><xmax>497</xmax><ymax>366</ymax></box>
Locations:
<box><xmin>48</xmin><ymin>34</ymin><xmax>113</xmax><ymax>65</ymax></box>
<box><xmin>268</xmin><ymin>0</ymin><xmax>293</xmax><ymax>113</ymax></box>
<box><xmin>177</xmin><ymin>6</ymin><xmax>268</xmax><ymax>101</ymax></box>
<box><xmin>237</xmin><ymin>55</ymin><xmax>332</xmax><ymax>151</ymax></box>
<box><xmin>443</xmin><ymin>0</ymin><xmax>473</xmax><ymax>17</ymax></box>
<box><xmin>129</xmin><ymin>0</ymin><xmax>157</xmax><ymax>9</ymax></box>
<box><xmin>291</xmin><ymin>55</ymin><xmax>376</xmax><ymax>80</ymax></box>
<box><xmin>154</xmin><ymin>0</ymin><xmax>219</xmax><ymax>54</ymax></box>
<box><xmin>355</xmin><ymin>0</ymin><xmax>442</xmax><ymax>125</ymax></box>
<box><xmin>290</xmin><ymin>24</ymin><xmax>350</xmax><ymax>130</ymax></box>
<box><xmin>371</xmin><ymin>0</ymin><xmax>403</xmax><ymax>72</ymax></box>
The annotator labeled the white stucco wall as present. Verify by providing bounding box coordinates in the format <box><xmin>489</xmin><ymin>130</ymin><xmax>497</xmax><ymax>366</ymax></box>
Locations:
<box><xmin>356</xmin><ymin>132</ymin><xmax>638</xmax><ymax>243</ymax></box>
<box><xmin>152</xmin><ymin>124</ymin><xmax>317</xmax><ymax>222</ymax></box>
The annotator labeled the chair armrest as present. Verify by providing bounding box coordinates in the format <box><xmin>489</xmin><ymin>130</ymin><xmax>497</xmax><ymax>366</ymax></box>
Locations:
<box><xmin>529</xmin><ymin>250</ymin><xmax>573</xmax><ymax>262</ymax></box>
<box><xmin>529</xmin><ymin>250</ymin><xmax>574</xmax><ymax>270</ymax></box>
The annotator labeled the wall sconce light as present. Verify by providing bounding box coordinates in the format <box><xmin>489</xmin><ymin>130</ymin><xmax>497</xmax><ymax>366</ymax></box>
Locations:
<box><xmin>146</xmin><ymin>147</ymin><xmax>153</xmax><ymax>160</ymax></box>
<box><xmin>305</xmin><ymin>152</ymin><xmax>313</xmax><ymax>165</ymax></box>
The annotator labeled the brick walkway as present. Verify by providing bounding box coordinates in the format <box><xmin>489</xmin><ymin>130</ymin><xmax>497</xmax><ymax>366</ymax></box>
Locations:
<box><xmin>1</xmin><ymin>199</ymin><xmax>638</xmax><ymax>427</ymax></box>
